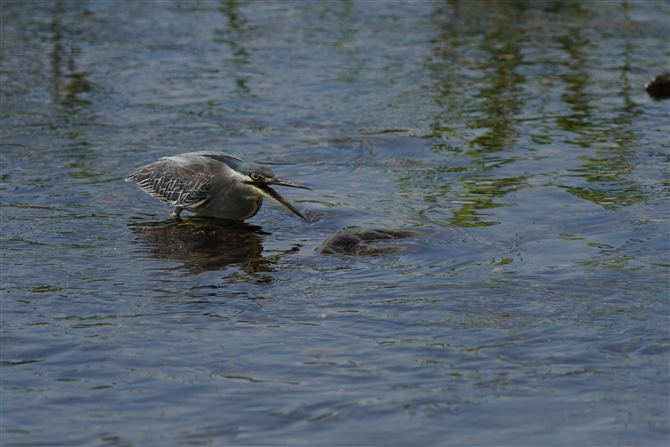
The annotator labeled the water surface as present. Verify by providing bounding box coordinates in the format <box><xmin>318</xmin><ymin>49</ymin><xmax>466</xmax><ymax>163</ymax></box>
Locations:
<box><xmin>1</xmin><ymin>1</ymin><xmax>668</xmax><ymax>445</ymax></box>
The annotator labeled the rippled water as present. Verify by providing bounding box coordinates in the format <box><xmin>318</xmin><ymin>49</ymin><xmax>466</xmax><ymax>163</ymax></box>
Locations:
<box><xmin>2</xmin><ymin>1</ymin><xmax>668</xmax><ymax>445</ymax></box>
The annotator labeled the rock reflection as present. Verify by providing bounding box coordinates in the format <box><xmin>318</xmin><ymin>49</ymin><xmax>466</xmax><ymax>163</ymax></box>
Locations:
<box><xmin>128</xmin><ymin>217</ymin><xmax>285</xmax><ymax>275</ymax></box>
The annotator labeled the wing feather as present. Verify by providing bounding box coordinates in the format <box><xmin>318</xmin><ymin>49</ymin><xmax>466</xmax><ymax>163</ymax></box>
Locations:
<box><xmin>126</xmin><ymin>160</ymin><xmax>213</xmax><ymax>208</ymax></box>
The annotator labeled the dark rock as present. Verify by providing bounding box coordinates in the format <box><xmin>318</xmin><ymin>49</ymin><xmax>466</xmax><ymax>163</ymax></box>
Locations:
<box><xmin>644</xmin><ymin>72</ymin><xmax>670</xmax><ymax>99</ymax></box>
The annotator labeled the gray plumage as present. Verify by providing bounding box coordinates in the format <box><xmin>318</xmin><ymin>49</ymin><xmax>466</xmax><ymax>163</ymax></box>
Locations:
<box><xmin>126</xmin><ymin>151</ymin><xmax>312</xmax><ymax>221</ymax></box>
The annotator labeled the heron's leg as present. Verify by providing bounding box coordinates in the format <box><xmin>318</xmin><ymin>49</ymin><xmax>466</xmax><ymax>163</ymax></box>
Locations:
<box><xmin>173</xmin><ymin>207</ymin><xmax>183</xmax><ymax>218</ymax></box>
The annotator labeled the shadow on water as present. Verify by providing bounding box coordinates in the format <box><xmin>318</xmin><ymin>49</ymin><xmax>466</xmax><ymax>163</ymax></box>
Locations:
<box><xmin>127</xmin><ymin>216</ymin><xmax>297</xmax><ymax>276</ymax></box>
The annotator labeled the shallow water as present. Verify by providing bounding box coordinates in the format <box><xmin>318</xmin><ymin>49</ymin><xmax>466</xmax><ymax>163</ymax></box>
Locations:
<box><xmin>1</xmin><ymin>1</ymin><xmax>668</xmax><ymax>445</ymax></box>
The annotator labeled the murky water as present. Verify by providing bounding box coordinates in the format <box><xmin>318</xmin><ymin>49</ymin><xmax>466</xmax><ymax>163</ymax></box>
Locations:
<box><xmin>2</xmin><ymin>1</ymin><xmax>668</xmax><ymax>445</ymax></box>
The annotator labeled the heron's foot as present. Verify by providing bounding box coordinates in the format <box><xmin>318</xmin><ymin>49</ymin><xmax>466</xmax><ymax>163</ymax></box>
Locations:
<box><xmin>173</xmin><ymin>207</ymin><xmax>183</xmax><ymax>218</ymax></box>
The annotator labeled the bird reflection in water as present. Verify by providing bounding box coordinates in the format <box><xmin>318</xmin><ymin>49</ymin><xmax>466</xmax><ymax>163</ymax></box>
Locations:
<box><xmin>127</xmin><ymin>216</ymin><xmax>300</xmax><ymax>277</ymax></box>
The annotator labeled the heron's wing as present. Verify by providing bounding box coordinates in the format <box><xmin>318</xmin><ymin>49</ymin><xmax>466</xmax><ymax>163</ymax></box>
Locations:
<box><xmin>126</xmin><ymin>159</ymin><xmax>213</xmax><ymax>208</ymax></box>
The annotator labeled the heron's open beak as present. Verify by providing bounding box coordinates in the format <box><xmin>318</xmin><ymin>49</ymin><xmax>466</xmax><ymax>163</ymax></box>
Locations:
<box><xmin>255</xmin><ymin>178</ymin><xmax>313</xmax><ymax>220</ymax></box>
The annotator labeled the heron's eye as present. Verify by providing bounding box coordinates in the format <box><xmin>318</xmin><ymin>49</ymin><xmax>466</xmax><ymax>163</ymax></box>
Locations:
<box><xmin>250</xmin><ymin>173</ymin><xmax>260</xmax><ymax>181</ymax></box>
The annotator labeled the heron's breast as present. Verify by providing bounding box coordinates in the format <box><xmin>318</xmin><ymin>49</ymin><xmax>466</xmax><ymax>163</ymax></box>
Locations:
<box><xmin>241</xmin><ymin>195</ymin><xmax>263</xmax><ymax>220</ymax></box>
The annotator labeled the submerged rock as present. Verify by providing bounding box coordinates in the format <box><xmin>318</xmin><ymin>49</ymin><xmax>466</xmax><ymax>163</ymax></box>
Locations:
<box><xmin>317</xmin><ymin>228</ymin><xmax>420</xmax><ymax>256</ymax></box>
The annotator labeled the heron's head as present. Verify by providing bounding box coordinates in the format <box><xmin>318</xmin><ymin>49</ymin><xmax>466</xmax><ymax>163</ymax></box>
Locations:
<box><xmin>239</xmin><ymin>162</ymin><xmax>313</xmax><ymax>220</ymax></box>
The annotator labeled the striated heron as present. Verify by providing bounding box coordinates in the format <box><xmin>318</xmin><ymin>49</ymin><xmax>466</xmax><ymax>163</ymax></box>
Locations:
<box><xmin>126</xmin><ymin>151</ymin><xmax>312</xmax><ymax>220</ymax></box>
